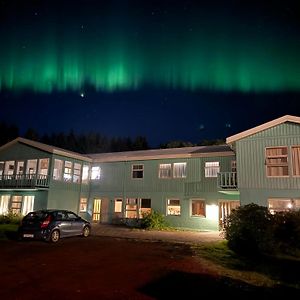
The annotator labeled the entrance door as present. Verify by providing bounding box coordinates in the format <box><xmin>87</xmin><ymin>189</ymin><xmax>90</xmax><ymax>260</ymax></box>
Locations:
<box><xmin>219</xmin><ymin>201</ymin><xmax>240</xmax><ymax>229</ymax></box>
<box><xmin>92</xmin><ymin>199</ymin><xmax>101</xmax><ymax>222</ymax></box>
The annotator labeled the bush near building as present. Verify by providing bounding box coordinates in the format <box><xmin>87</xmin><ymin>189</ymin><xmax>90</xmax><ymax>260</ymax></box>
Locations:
<box><xmin>223</xmin><ymin>204</ymin><xmax>300</xmax><ymax>257</ymax></box>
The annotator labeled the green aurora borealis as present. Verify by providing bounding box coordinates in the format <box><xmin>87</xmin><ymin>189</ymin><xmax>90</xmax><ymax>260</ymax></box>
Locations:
<box><xmin>1</xmin><ymin>1</ymin><xmax>300</xmax><ymax>93</ymax></box>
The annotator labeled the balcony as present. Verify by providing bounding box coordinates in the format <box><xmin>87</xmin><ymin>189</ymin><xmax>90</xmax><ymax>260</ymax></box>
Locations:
<box><xmin>0</xmin><ymin>174</ymin><xmax>49</xmax><ymax>189</ymax></box>
<box><xmin>217</xmin><ymin>172</ymin><xmax>237</xmax><ymax>190</ymax></box>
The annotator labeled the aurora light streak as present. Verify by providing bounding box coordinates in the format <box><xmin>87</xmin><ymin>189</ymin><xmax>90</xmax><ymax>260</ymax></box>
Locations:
<box><xmin>0</xmin><ymin>1</ymin><xmax>299</xmax><ymax>93</ymax></box>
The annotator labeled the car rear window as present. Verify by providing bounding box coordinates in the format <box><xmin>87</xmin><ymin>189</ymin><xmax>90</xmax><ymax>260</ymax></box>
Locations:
<box><xmin>24</xmin><ymin>211</ymin><xmax>50</xmax><ymax>221</ymax></box>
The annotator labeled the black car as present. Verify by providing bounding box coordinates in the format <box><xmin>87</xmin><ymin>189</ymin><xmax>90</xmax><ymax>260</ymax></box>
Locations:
<box><xmin>18</xmin><ymin>209</ymin><xmax>91</xmax><ymax>243</ymax></box>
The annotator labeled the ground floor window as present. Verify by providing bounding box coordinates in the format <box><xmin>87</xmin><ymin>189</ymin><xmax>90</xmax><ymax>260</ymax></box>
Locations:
<box><xmin>125</xmin><ymin>198</ymin><xmax>152</xmax><ymax>218</ymax></box>
<box><xmin>191</xmin><ymin>199</ymin><xmax>206</xmax><ymax>217</ymax></box>
<box><xmin>268</xmin><ymin>198</ymin><xmax>300</xmax><ymax>214</ymax></box>
<box><xmin>22</xmin><ymin>196</ymin><xmax>34</xmax><ymax>215</ymax></box>
<box><xmin>79</xmin><ymin>198</ymin><xmax>87</xmax><ymax>212</ymax></box>
<box><xmin>0</xmin><ymin>195</ymin><xmax>10</xmax><ymax>214</ymax></box>
<box><xmin>114</xmin><ymin>198</ymin><xmax>123</xmax><ymax>213</ymax></box>
<box><xmin>139</xmin><ymin>198</ymin><xmax>151</xmax><ymax>217</ymax></box>
<box><xmin>167</xmin><ymin>199</ymin><xmax>181</xmax><ymax>216</ymax></box>
<box><xmin>125</xmin><ymin>198</ymin><xmax>138</xmax><ymax>218</ymax></box>
<box><xmin>11</xmin><ymin>196</ymin><xmax>22</xmax><ymax>214</ymax></box>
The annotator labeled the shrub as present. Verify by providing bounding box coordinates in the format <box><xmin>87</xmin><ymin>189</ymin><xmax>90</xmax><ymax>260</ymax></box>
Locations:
<box><xmin>223</xmin><ymin>203</ymin><xmax>274</xmax><ymax>256</ymax></box>
<box><xmin>0</xmin><ymin>210</ymin><xmax>23</xmax><ymax>225</ymax></box>
<box><xmin>140</xmin><ymin>210</ymin><xmax>169</xmax><ymax>230</ymax></box>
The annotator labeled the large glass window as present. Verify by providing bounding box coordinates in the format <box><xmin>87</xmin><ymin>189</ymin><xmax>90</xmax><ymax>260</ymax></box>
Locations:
<box><xmin>139</xmin><ymin>199</ymin><xmax>151</xmax><ymax>217</ymax></box>
<box><xmin>0</xmin><ymin>161</ymin><xmax>4</xmax><ymax>176</ymax></box>
<box><xmin>26</xmin><ymin>160</ymin><xmax>37</xmax><ymax>175</ymax></box>
<box><xmin>132</xmin><ymin>164</ymin><xmax>144</xmax><ymax>179</ymax></box>
<box><xmin>64</xmin><ymin>161</ymin><xmax>73</xmax><ymax>181</ymax></box>
<box><xmin>79</xmin><ymin>198</ymin><xmax>87</xmax><ymax>212</ymax></box>
<box><xmin>16</xmin><ymin>161</ymin><xmax>24</xmax><ymax>175</ymax></box>
<box><xmin>173</xmin><ymin>163</ymin><xmax>186</xmax><ymax>178</ymax></box>
<box><xmin>268</xmin><ymin>198</ymin><xmax>300</xmax><ymax>214</ymax></box>
<box><xmin>82</xmin><ymin>165</ymin><xmax>89</xmax><ymax>183</ymax></box>
<box><xmin>292</xmin><ymin>146</ymin><xmax>300</xmax><ymax>176</ymax></box>
<box><xmin>11</xmin><ymin>196</ymin><xmax>22</xmax><ymax>214</ymax></box>
<box><xmin>265</xmin><ymin>147</ymin><xmax>289</xmax><ymax>177</ymax></box>
<box><xmin>125</xmin><ymin>198</ymin><xmax>138</xmax><ymax>218</ymax></box>
<box><xmin>191</xmin><ymin>200</ymin><xmax>206</xmax><ymax>217</ymax></box>
<box><xmin>205</xmin><ymin>161</ymin><xmax>220</xmax><ymax>178</ymax></box>
<box><xmin>0</xmin><ymin>195</ymin><xmax>10</xmax><ymax>214</ymax></box>
<box><xmin>91</xmin><ymin>166</ymin><xmax>101</xmax><ymax>180</ymax></box>
<box><xmin>53</xmin><ymin>159</ymin><xmax>63</xmax><ymax>180</ymax></box>
<box><xmin>114</xmin><ymin>198</ymin><xmax>123</xmax><ymax>213</ymax></box>
<box><xmin>73</xmin><ymin>163</ymin><xmax>81</xmax><ymax>183</ymax></box>
<box><xmin>4</xmin><ymin>161</ymin><xmax>15</xmax><ymax>177</ymax></box>
<box><xmin>158</xmin><ymin>164</ymin><xmax>172</xmax><ymax>178</ymax></box>
<box><xmin>22</xmin><ymin>196</ymin><xmax>34</xmax><ymax>215</ymax></box>
<box><xmin>38</xmin><ymin>159</ymin><xmax>49</xmax><ymax>176</ymax></box>
<box><xmin>167</xmin><ymin>199</ymin><xmax>181</xmax><ymax>215</ymax></box>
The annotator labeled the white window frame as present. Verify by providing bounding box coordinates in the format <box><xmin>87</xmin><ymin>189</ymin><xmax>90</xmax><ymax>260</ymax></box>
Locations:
<box><xmin>191</xmin><ymin>199</ymin><xmax>206</xmax><ymax>217</ymax></box>
<box><xmin>167</xmin><ymin>199</ymin><xmax>181</xmax><ymax>216</ymax></box>
<box><xmin>265</xmin><ymin>146</ymin><xmax>289</xmax><ymax>177</ymax></box>
<box><xmin>158</xmin><ymin>163</ymin><xmax>172</xmax><ymax>178</ymax></box>
<box><xmin>0</xmin><ymin>161</ymin><xmax>4</xmax><ymax>177</ymax></box>
<box><xmin>125</xmin><ymin>198</ymin><xmax>138</xmax><ymax>218</ymax></box>
<box><xmin>38</xmin><ymin>158</ymin><xmax>49</xmax><ymax>176</ymax></box>
<box><xmin>64</xmin><ymin>161</ymin><xmax>73</xmax><ymax>182</ymax></box>
<box><xmin>268</xmin><ymin>198</ymin><xmax>300</xmax><ymax>214</ymax></box>
<box><xmin>82</xmin><ymin>165</ymin><xmax>90</xmax><ymax>184</ymax></box>
<box><xmin>132</xmin><ymin>164</ymin><xmax>144</xmax><ymax>179</ymax></box>
<box><xmin>73</xmin><ymin>163</ymin><xmax>81</xmax><ymax>183</ymax></box>
<box><xmin>91</xmin><ymin>166</ymin><xmax>101</xmax><ymax>180</ymax></box>
<box><xmin>205</xmin><ymin>161</ymin><xmax>220</xmax><ymax>178</ymax></box>
<box><xmin>173</xmin><ymin>162</ymin><xmax>186</xmax><ymax>178</ymax></box>
<box><xmin>10</xmin><ymin>195</ymin><xmax>22</xmax><ymax>215</ymax></box>
<box><xmin>79</xmin><ymin>197</ymin><xmax>87</xmax><ymax>212</ymax></box>
<box><xmin>291</xmin><ymin>146</ymin><xmax>300</xmax><ymax>177</ymax></box>
<box><xmin>139</xmin><ymin>198</ymin><xmax>151</xmax><ymax>217</ymax></box>
<box><xmin>53</xmin><ymin>159</ymin><xmax>63</xmax><ymax>180</ymax></box>
<box><xmin>0</xmin><ymin>195</ymin><xmax>10</xmax><ymax>215</ymax></box>
<box><xmin>4</xmin><ymin>161</ymin><xmax>15</xmax><ymax>176</ymax></box>
<box><xmin>22</xmin><ymin>196</ymin><xmax>34</xmax><ymax>215</ymax></box>
<box><xmin>114</xmin><ymin>198</ymin><xmax>123</xmax><ymax>213</ymax></box>
<box><xmin>26</xmin><ymin>159</ymin><xmax>37</xmax><ymax>175</ymax></box>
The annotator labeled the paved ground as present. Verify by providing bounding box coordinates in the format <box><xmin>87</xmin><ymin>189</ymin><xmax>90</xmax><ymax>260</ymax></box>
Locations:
<box><xmin>91</xmin><ymin>224</ymin><xmax>223</xmax><ymax>244</ymax></box>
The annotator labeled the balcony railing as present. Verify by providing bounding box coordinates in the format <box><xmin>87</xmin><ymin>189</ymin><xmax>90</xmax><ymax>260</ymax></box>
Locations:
<box><xmin>0</xmin><ymin>174</ymin><xmax>49</xmax><ymax>189</ymax></box>
<box><xmin>217</xmin><ymin>172</ymin><xmax>237</xmax><ymax>189</ymax></box>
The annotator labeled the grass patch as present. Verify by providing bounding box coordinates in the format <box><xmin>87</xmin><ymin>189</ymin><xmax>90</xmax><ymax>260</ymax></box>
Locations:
<box><xmin>0</xmin><ymin>224</ymin><xmax>19</xmax><ymax>241</ymax></box>
<box><xmin>192</xmin><ymin>241</ymin><xmax>300</xmax><ymax>290</ymax></box>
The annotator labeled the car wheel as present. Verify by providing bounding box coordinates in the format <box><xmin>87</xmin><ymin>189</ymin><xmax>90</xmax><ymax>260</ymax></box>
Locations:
<box><xmin>82</xmin><ymin>226</ymin><xmax>90</xmax><ymax>237</ymax></box>
<box><xmin>50</xmin><ymin>230</ymin><xmax>60</xmax><ymax>243</ymax></box>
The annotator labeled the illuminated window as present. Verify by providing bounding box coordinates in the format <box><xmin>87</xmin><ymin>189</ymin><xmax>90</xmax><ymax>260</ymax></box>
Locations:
<box><xmin>139</xmin><ymin>198</ymin><xmax>151</xmax><ymax>217</ymax></box>
<box><xmin>73</xmin><ymin>163</ymin><xmax>81</xmax><ymax>183</ymax></box>
<box><xmin>22</xmin><ymin>196</ymin><xmax>34</xmax><ymax>215</ymax></box>
<box><xmin>53</xmin><ymin>159</ymin><xmax>63</xmax><ymax>180</ymax></box>
<box><xmin>82</xmin><ymin>165</ymin><xmax>89</xmax><ymax>183</ymax></box>
<box><xmin>231</xmin><ymin>160</ymin><xmax>237</xmax><ymax>173</ymax></box>
<box><xmin>268</xmin><ymin>198</ymin><xmax>300</xmax><ymax>214</ymax></box>
<box><xmin>26</xmin><ymin>159</ymin><xmax>37</xmax><ymax>175</ymax></box>
<box><xmin>125</xmin><ymin>198</ymin><xmax>138</xmax><ymax>218</ymax></box>
<box><xmin>132</xmin><ymin>164</ymin><xmax>144</xmax><ymax>179</ymax></box>
<box><xmin>158</xmin><ymin>164</ymin><xmax>172</xmax><ymax>178</ymax></box>
<box><xmin>0</xmin><ymin>195</ymin><xmax>10</xmax><ymax>214</ymax></box>
<box><xmin>64</xmin><ymin>161</ymin><xmax>73</xmax><ymax>181</ymax></box>
<box><xmin>4</xmin><ymin>161</ymin><xmax>15</xmax><ymax>176</ymax></box>
<box><xmin>79</xmin><ymin>198</ymin><xmax>87</xmax><ymax>212</ymax></box>
<box><xmin>292</xmin><ymin>146</ymin><xmax>300</xmax><ymax>176</ymax></box>
<box><xmin>38</xmin><ymin>159</ymin><xmax>49</xmax><ymax>176</ymax></box>
<box><xmin>191</xmin><ymin>200</ymin><xmax>206</xmax><ymax>217</ymax></box>
<box><xmin>173</xmin><ymin>163</ymin><xmax>186</xmax><ymax>178</ymax></box>
<box><xmin>114</xmin><ymin>198</ymin><xmax>123</xmax><ymax>213</ymax></box>
<box><xmin>0</xmin><ymin>161</ymin><xmax>4</xmax><ymax>176</ymax></box>
<box><xmin>91</xmin><ymin>166</ymin><xmax>101</xmax><ymax>180</ymax></box>
<box><xmin>167</xmin><ymin>199</ymin><xmax>181</xmax><ymax>216</ymax></box>
<box><xmin>265</xmin><ymin>147</ymin><xmax>288</xmax><ymax>177</ymax></box>
<box><xmin>205</xmin><ymin>161</ymin><xmax>220</xmax><ymax>178</ymax></box>
<box><xmin>16</xmin><ymin>161</ymin><xmax>24</xmax><ymax>175</ymax></box>
<box><xmin>11</xmin><ymin>196</ymin><xmax>22</xmax><ymax>214</ymax></box>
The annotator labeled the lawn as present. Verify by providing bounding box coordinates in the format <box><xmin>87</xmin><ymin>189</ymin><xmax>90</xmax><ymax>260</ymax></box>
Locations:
<box><xmin>0</xmin><ymin>224</ymin><xmax>19</xmax><ymax>240</ymax></box>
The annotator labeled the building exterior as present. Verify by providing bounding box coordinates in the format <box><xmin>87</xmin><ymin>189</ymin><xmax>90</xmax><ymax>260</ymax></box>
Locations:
<box><xmin>0</xmin><ymin>115</ymin><xmax>299</xmax><ymax>231</ymax></box>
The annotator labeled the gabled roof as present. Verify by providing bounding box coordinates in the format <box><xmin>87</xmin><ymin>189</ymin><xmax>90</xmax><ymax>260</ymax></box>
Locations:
<box><xmin>226</xmin><ymin>115</ymin><xmax>300</xmax><ymax>144</ymax></box>
<box><xmin>88</xmin><ymin>145</ymin><xmax>234</xmax><ymax>163</ymax></box>
<box><xmin>0</xmin><ymin>137</ymin><xmax>92</xmax><ymax>162</ymax></box>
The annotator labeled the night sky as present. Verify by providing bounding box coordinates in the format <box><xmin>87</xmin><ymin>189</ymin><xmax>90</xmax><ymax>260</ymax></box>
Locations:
<box><xmin>1</xmin><ymin>0</ymin><xmax>300</xmax><ymax>147</ymax></box>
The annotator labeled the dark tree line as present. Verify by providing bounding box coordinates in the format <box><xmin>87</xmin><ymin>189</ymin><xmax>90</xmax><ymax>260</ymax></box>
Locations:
<box><xmin>0</xmin><ymin>122</ymin><xmax>149</xmax><ymax>154</ymax></box>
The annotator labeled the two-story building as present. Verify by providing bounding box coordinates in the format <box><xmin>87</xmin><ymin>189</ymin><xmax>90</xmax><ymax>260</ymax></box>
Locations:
<box><xmin>0</xmin><ymin>115</ymin><xmax>299</xmax><ymax>231</ymax></box>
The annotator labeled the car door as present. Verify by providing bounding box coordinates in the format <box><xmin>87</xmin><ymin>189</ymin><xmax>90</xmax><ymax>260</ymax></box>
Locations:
<box><xmin>56</xmin><ymin>211</ymin><xmax>72</xmax><ymax>237</ymax></box>
<box><xmin>66</xmin><ymin>212</ymin><xmax>83</xmax><ymax>236</ymax></box>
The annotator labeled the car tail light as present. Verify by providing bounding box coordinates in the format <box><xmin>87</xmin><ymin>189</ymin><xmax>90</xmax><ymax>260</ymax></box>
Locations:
<box><xmin>41</xmin><ymin>215</ymin><xmax>52</xmax><ymax>229</ymax></box>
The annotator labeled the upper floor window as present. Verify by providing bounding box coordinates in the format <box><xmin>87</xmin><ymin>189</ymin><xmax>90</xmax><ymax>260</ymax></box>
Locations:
<box><xmin>292</xmin><ymin>146</ymin><xmax>300</xmax><ymax>176</ymax></box>
<box><xmin>91</xmin><ymin>166</ymin><xmax>101</xmax><ymax>180</ymax></box>
<box><xmin>205</xmin><ymin>161</ymin><xmax>220</xmax><ymax>178</ymax></box>
<box><xmin>173</xmin><ymin>162</ymin><xmax>186</xmax><ymax>178</ymax></box>
<box><xmin>16</xmin><ymin>161</ymin><xmax>24</xmax><ymax>175</ymax></box>
<box><xmin>231</xmin><ymin>160</ymin><xmax>237</xmax><ymax>173</ymax></box>
<box><xmin>73</xmin><ymin>163</ymin><xmax>81</xmax><ymax>183</ymax></box>
<box><xmin>82</xmin><ymin>165</ymin><xmax>89</xmax><ymax>183</ymax></box>
<box><xmin>265</xmin><ymin>147</ymin><xmax>288</xmax><ymax>177</ymax></box>
<box><xmin>4</xmin><ymin>161</ymin><xmax>15</xmax><ymax>176</ymax></box>
<box><xmin>27</xmin><ymin>159</ymin><xmax>37</xmax><ymax>175</ymax></box>
<box><xmin>0</xmin><ymin>161</ymin><xmax>4</xmax><ymax>176</ymax></box>
<box><xmin>64</xmin><ymin>161</ymin><xmax>73</xmax><ymax>182</ymax></box>
<box><xmin>53</xmin><ymin>159</ymin><xmax>63</xmax><ymax>180</ymax></box>
<box><xmin>38</xmin><ymin>159</ymin><xmax>49</xmax><ymax>176</ymax></box>
<box><xmin>158</xmin><ymin>164</ymin><xmax>172</xmax><ymax>178</ymax></box>
<box><xmin>132</xmin><ymin>164</ymin><xmax>144</xmax><ymax>179</ymax></box>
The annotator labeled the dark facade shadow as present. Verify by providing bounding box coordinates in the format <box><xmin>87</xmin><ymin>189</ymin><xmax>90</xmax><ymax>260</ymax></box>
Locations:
<box><xmin>138</xmin><ymin>270</ymin><xmax>300</xmax><ymax>299</ymax></box>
